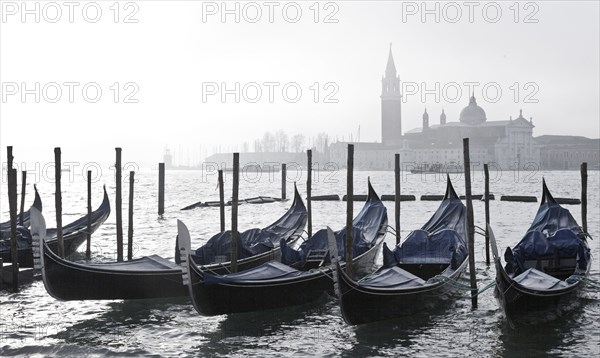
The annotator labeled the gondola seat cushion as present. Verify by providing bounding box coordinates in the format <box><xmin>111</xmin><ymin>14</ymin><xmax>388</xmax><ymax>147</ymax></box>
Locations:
<box><xmin>392</xmin><ymin>229</ymin><xmax>467</xmax><ymax>269</ymax></box>
<box><xmin>194</xmin><ymin>231</ymin><xmax>254</xmax><ymax>265</ymax></box>
<box><xmin>513</xmin><ymin>267</ymin><xmax>569</xmax><ymax>290</ymax></box>
<box><xmin>510</xmin><ymin>228</ymin><xmax>590</xmax><ymax>273</ymax></box>
<box><xmin>280</xmin><ymin>227</ymin><xmax>372</xmax><ymax>266</ymax></box>
<box><xmin>0</xmin><ymin>226</ymin><xmax>32</xmax><ymax>251</ymax></box>
<box><xmin>203</xmin><ymin>261</ymin><xmax>304</xmax><ymax>285</ymax></box>
<box><xmin>358</xmin><ymin>266</ymin><xmax>426</xmax><ymax>289</ymax></box>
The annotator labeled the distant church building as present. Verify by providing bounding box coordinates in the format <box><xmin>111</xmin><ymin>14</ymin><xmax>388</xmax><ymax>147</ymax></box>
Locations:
<box><xmin>404</xmin><ymin>97</ymin><xmax>539</xmax><ymax>170</ymax></box>
<box><xmin>328</xmin><ymin>45</ymin><xmax>598</xmax><ymax>170</ymax></box>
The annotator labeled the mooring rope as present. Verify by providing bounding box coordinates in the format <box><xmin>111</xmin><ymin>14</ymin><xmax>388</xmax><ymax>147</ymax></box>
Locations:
<box><xmin>473</xmin><ymin>281</ymin><xmax>496</xmax><ymax>297</ymax></box>
<box><xmin>428</xmin><ymin>275</ymin><xmax>496</xmax><ymax>297</ymax></box>
<box><xmin>568</xmin><ymin>275</ymin><xmax>600</xmax><ymax>289</ymax></box>
<box><xmin>384</xmin><ymin>225</ymin><xmax>397</xmax><ymax>236</ymax></box>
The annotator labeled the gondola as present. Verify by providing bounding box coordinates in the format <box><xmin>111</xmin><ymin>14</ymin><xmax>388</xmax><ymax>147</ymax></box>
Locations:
<box><xmin>0</xmin><ymin>186</ymin><xmax>110</xmax><ymax>267</ymax></box>
<box><xmin>191</xmin><ymin>186</ymin><xmax>307</xmax><ymax>275</ymax></box>
<box><xmin>33</xmin><ymin>186</ymin><xmax>307</xmax><ymax>300</ymax></box>
<box><xmin>0</xmin><ymin>185</ymin><xmax>42</xmax><ymax>234</ymax></box>
<box><xmin>489</xmin><ymin>179</ymin><xmax>591</xmax><ymax>316</ymax></box>
<box><xmin>178</xmin><ymin>180</ymin><xmax>388</xmax><ymax>316</ymax></box>
<box><xmin>331</xmin><ymin>177</ymin><xmax>468</xmax><ymax>325</ymax></box>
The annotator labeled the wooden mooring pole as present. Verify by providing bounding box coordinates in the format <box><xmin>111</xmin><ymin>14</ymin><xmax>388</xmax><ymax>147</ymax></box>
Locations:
<box><xmin>86</xmin><ymin>170</ymin><xmax>92</xmax><ymax>260</ymax></box>
<box><xmin>0</xmin><ymin>258</ymin><xmax>3</xmax><ymax>291</ymax></box>
<box><xmin>128</xmin><ymin>171</ymin><xmax>135</xmax><ymax>260</ymax></box>
<box><xmin>484</xmin><ymin>163</ymin><xmax>490</xmax><ymax>266</ymax></box>
<box><xmin>345</xmin><ymin>144</ymin><xmax>354</xmax><ymax>276</ymax></box>
<box><xmin>307</xmin><ymin>150</ymin><xmax>312</xmax><ymax>237</ymax></box>
<box><xmin>395</xmin><ymin>153</ymin><xmax>401</xmax><ymax>245</ymax></box>
<box><xmin>463</xmin><ymin>138</ymin><xmax>477</xmax><ymax>308</ymax></box>
<box><xmin>19</xmin><ymin>171</ymin><xmax>26</xmax><ymax>226</ymax></box>
<box><xmin>115</xmin><ymin>148</ymin><xmax>123</xmax><ymax>262</ymax></box>
<box><xmin>6</xmin><ymin>147</ymin><xmax>16</xmax><ymax>292</ymax></box>
<box><xmin>218</xmin><ymin>169</ymin><xmax>225</xmax><ymax>232</ymax></box>
<box><xmin>158</xmin><ymin>163</ymin><xmax>165</xmax><ymax>216</ymax></box>
<box><xmin>8</xmin><ymin>168</ymin><xmax>19</xmax><ymax>292</ymax></box>
<box><xmin>7</xmin><ymin>146</ymin><xmax>13</xmax><ymax>170</ymax></box>
<box><xmin>581</xmin><ymin>162</ymin><xmax>587</xmax><ymax>233</ymax></box>
<box><xmin>231</xmin><ymin>153</ymin><xmax>240</xmax><ymax>273</ymax></box>
<box><xmin>281</xmin><ymin>163</ymin><xmax>287</xmax><ymax>200</ymax></box>
<box><xmin>54</xmin><ymin>147</ymin><xmax>64</xmax><ymax>258</ymax></box>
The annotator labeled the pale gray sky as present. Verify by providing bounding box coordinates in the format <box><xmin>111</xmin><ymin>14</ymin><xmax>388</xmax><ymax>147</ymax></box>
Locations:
<box><xmin>1</xmin><ymin>1</ymin><xmax>598</xmax><ymax>166</ymax></box>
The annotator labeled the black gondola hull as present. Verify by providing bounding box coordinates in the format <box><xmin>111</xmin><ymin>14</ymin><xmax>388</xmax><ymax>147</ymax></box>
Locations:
<box><xmin>493</xmin><ymin>260</ymin><xmax>587</xmax><ymax>316</ymax></box>
<box><xmin>1</xmin><ymin>188</ymin><xmax>110</xmax><ymax>267</ymax></box>
<box><xmin>42</xmin><ymin>246</ymin><xmax>187</xmax><ymax>300</ymax></box>
<box><xmin>36</xmin><ymin>186</ymin><xmax>306</xmax><ymax>301</ymax></box>
<box><xmin>189</xmin><ymin>238</ymin><xmax>383</xmax><ymax>316</ymax></box>
<box><xmin>189</xmin><ymin>263</ymin><xmax>331</xmax><ymax>316</ymax></box>
<box><xmin>332</xmin><ymin>176</ymin><xmax>469</xmax><ymax>325</ymax></box>
<box><xmin>488</xmin><ymin>180</ymin><xmax>592</xmax><ymax>318</ymax></box>
<box><xmin>1</xmin><ymin>213</ymin><xmax>108</xmax><ymax>267</ymax></box>
<box><xmin>337</xmin><ymin>262</ymin><xmax>466</xmax><ymax>325</ymax></box>
<box><xmin>191</xmin><ymin>185</ymin><xmax>307</xmax><ymax>275</ymax></box>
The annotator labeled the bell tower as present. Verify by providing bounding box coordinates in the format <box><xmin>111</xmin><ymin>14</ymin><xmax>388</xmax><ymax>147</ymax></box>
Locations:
<box><xmin>422</xmin><ymin>108</ymin><xmax>429</xmax><ymax>129</ymax></box>
<box><xmin>381</xmin><ymin>44</ymin><xmax>402</xmax><ymax>145</ymax></box>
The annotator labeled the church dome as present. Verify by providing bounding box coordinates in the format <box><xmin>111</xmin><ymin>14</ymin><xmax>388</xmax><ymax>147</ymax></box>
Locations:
<box><xmin>459</xmin><ymin>95</ymin><xmax>487</xmax><ymax>125</ymax></box>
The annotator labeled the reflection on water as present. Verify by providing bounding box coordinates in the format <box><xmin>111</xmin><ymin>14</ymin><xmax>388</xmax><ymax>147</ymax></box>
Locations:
<box><xmin>498</xmin><ymin>293</ymin><xmax>598</xmax><ymax>356</ymax></box>
<box><xmin>1</xmin><ymin>170</ymin><xmax>599</xmax><ymax>356</ymax></box>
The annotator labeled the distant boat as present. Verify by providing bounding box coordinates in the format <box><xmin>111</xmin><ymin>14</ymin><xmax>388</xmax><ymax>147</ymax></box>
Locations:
<box><xmin>410</xmin><ymin>163</ymin><xmax>463</xmax><ymax>174</ymax></box>
<box><xmin>223</xmin><ymin>164</ymin><xmax>281</xmax><ymax>173</ymax></box>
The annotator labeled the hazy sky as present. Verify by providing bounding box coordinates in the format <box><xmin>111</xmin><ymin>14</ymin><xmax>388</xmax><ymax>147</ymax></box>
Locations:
<box><xmin>1</xmin><ymin>1</ymin><xmax>599</xmax><ymax>166</ymax></box>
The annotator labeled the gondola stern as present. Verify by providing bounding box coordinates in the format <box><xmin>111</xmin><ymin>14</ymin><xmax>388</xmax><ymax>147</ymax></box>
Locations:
<box><xmin>540</xmin><ymin>178</ymin><xmax>558</xmax><ymax>205</ymax></box>
<box><xmin>292</xmin><ymin>182</ymin><xmax>306</xmax><ymax>211</ymax></box>
<box><xmin>101</xmin><ymin>185</ymin><xmax>111</xmax><ymax>213</ymax></box>
<box><xmin>443</xmin><ymin>175</ymin><xmax>460</xmax><ymax>201</ymax></box>
<box><xmin>32</xmin><ymin>184</ymin><xmax>42</xmax><ymax>212</ymax></box>
<box><xmin>366</xmin><ymin>178</ymin><xmax>381</xmax><ymax>202</ymax></box>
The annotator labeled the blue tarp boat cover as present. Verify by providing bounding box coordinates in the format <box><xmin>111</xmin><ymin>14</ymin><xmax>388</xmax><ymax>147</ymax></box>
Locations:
<box><xmin>0</xmin><ymin>188</ymin><xmax>42</xmax><ymax>234</ymax></box>
<box><xmin>0</xmin><ymin>227</ymin><xmax>33</xmax><ymax>252</ymax></box>
<box><xmin>513</xmin><ymin>268</ymin><xmax>569</xmax><ymax>290</ymax></box>
<box><xmin>204</xmin><ymin>261</ymin><xmax>304</xmax><ymax>284</ymax></box>
<box><xmin>358</xmin><ymin>266</ymin><xmax>426</xmax><ymax>289</ymax></box>
<box><xmin>383</xmin><ymin>180</ymin><xmax>468</xmax><ymax>270</ymax></box>
<box><xmin>194</xmin><ymin>196</ymin><xmax>307</xmax><ymax>265</ymax></box>
<box><xmin>194</xmin><ymin>229</ymin><xmax>275</xmax><ymax>264</ymax></box>
<box><xmin>505</xmin><ymin>182</ymin><xmax>590</xmax><ymax>275</ymax></box>
<box><xmin>280</xmin><ymin>190</ymin><xmax>387</xmax><ymax>266</ymax></box>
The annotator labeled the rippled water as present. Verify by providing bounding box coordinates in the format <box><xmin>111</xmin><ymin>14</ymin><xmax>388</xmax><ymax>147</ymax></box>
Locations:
<box><xmin>1</xmin><ymin>168</ymin><xmax>599</xmax><ymax>357</ymax></box>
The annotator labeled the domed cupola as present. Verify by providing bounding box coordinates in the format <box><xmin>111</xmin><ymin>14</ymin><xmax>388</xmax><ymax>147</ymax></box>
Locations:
<box><xmin>459</xmin><ymin>95</ymin><xmax>487</xmax><ymax>125</ymax></box>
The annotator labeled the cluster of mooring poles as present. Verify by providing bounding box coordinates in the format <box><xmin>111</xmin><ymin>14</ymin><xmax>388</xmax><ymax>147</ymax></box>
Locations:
<box><xmin>2</xmin><ymin>142</ymin><xmax>590</xmax><ymax>296</ymax></box>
